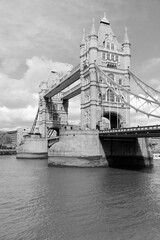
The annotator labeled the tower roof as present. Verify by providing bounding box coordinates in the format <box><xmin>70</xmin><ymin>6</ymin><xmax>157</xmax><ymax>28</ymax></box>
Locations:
<box><xmin>98</xmin><ymin>13</ymin><xmax>114</xmax><ymax>46</ymax></box>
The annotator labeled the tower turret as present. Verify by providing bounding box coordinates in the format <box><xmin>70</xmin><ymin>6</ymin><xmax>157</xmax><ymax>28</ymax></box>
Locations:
<box><xmin>80</xmin><ymin>28</ymin><xmax>86</xmax><ymax>70</ymax></box>
<box><xmin>88</xmin><ymin>18</ymin><xmax>98</xmax><ymax>129</ymax></box>
<box><xmin>89</xmin><ymin>18</ymin><xmax>98</xmax><ymax>64</ymax></box>
<box><xmin>122</xmin><ymin>27</ymin><xmax>131</xmax><ymax>69</ymax></box>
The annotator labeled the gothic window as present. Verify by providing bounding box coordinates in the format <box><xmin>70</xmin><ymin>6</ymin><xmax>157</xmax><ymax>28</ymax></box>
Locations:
<box><xmin>102</xmin><ymin>52</ymin><xmax>105</xmax><ymax>60</ymax></box>
<box><xmin>107</xmin><ymin>42</ymin><xmax>110</xmax><ymax>49</ymax></box>
<box><xmin>54</xmin><ymin>104</ymin><xmax>57</xmax><ymax>110</ymax></box>
<box><xmin>119</xmin><ymin>78</ymin><xmax>122</xmax><ymax>85</ymax></box>
<box><xmin>111</xmin><ymin>54</ymin><xmax>114</xmax><ymax>61</ymax></box>
<box><xmin>103</xmin><ymin>41</ymin><xmax>105</xmax><ymax>47</ymax></box>
<box><xmin>102</xmin><ymin>93</ymin><xmax>106</xmax><ymax>101</ymax></box>
<box><xmin>107</xmin><ymin>89</ymin><xmax>114</xmax><ymax>102</ymax></box>
<box><xmin>116</xmin><ymin>54</ymin><xmax>119</xmax><ymax>62</ymax></box>
<box><xmin>111</xmin><ymin>43</ymin><xmax>114</xmax><ymax>50</ymax></box>
<box><xmin>116</xmin><ymin>96</ymin><xmax>120</xmax><ymax>102</ymax></box>
<box><xmin>107</xmin><ymin>52</ymin><xmax>110</xmax><ymax>60</ymax></box>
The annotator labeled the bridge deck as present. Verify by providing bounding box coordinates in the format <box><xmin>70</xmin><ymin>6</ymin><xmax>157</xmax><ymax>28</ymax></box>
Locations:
<box><xmin>99</xmin><ymin>125</ymin><xmax>160</xmax><ymax>138</ymax></box>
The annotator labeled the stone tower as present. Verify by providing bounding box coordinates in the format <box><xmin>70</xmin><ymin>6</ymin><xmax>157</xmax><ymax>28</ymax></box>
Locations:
<box><xmin>38</xmin><ymin>73</ymin><xmax>69</xmax><ymax>137</ymax></box>
<box><xmin>80</xmin><ymin>14</ymin><xmax>131</xmax><ymax>130</ymax></box>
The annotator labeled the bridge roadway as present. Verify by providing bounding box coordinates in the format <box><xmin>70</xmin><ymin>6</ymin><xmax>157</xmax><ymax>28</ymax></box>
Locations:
<box><xmin>99</xmin><ymin>125</ymin><xmax>160</xmax><ymax>138</ymax></box>
<box><xmin>44</xmin><ymin>64</ymin><xmax>80</xmax><ymax>99</ymax></box>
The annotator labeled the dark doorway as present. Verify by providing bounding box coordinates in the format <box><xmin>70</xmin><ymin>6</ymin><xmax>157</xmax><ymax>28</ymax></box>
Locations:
<box><xmin>103</xmin><ymin>112</ymin><xmax>120</xmax><ymax>129</ymax></box>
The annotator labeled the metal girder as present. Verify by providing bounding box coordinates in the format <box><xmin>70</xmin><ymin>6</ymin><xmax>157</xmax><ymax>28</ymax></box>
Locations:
<box><xmin>95</xmin><ymin>64</ymin><xmax>160</xmax><ymax>119</ymax></box>
<box><xmin>129</xmin><ymin>70</ymin><xmax>160</xmax><ymax>103</ymax></box>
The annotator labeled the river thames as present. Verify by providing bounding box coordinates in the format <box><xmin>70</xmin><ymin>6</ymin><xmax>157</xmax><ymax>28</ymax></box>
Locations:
<box><xmin>0</xmin><ymin>156</ymin><xmax>160</xmax><ymax>240</ymax></box>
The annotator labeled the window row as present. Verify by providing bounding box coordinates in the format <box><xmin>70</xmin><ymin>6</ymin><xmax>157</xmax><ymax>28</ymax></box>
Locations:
<box><xmin>98</xmin><ymin>90</ymin><xmax>122</xmax><ymax>103</ymax></box>
<box><xmin>102</xmin><ymin>52</ymin><xmax>119</xmax><ymax>62</ymax></box>
<box><xmin>103</xmin><ymin>42</ymin><xmax>115</xmax><ymax>50</ymax></box>
<box><xmin>99</xmin><ymin>74</ymin><xmax>123</xmax><ymax>85</ymax></box>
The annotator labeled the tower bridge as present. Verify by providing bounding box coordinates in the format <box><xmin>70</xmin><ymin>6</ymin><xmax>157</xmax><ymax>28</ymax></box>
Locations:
<box><xmin>17</xmin><ymin>14</ymin><xmax>160</xmax><ymax>168</ymax></box>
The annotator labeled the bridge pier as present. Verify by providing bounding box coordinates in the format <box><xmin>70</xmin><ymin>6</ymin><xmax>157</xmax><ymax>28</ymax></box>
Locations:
<box><xmin>48</xmin><ymin>129</ymin><xmax>107</xmax><ymax>167</ymax></box>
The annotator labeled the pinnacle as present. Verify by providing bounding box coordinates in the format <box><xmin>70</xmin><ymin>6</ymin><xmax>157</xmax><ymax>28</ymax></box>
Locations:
<box><xmin>100</xmin><ymin>12</ymin><xmax>110</xmax><ymax>25</ymax></box>
<box><xmin>123</xmin><ymin>26</ymin><xmax>130</xmax><ymax>44</ymax></box>
<box><xmin>90</xmin><ymin>17</ymin><xmax>96</xmax><ymax>36</ymax></box>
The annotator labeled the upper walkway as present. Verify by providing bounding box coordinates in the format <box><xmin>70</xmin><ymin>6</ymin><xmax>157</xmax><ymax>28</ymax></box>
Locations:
<box><xmin>99</xmin><ymin>125</ymin><xmax>160</xmax><ymax>138</ymax></box>
<box><xmin>44</xmin><ymin>64</ymin><xmax>80</xmax><ymax>98</ymax></box>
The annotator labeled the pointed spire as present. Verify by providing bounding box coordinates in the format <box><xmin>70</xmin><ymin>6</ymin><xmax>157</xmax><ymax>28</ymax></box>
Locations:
<box><xmin>123</xmin><ymin>26</ymin><xmax>130</xmax><ymax>44</ymax></box>
<box><xmin>90</xmin><ymin>18</ymin><xmax>96</xmax><ymax>36</ymax></box>
<box><xmin>100</xmin><ymin>12</ymin><xmax>110</xmax><ymax>25</ymax></box>
<box><xmin>81</xmin><ymin>28</ymin><xmax>86</xmax><ymax>45</ymax></box>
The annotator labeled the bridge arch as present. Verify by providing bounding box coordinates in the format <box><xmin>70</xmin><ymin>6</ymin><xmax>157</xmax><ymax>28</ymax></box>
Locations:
<box><xmin>103</xmin><ymin>111</ymin><xmax>123</xmax><ymax>129</ymax></box>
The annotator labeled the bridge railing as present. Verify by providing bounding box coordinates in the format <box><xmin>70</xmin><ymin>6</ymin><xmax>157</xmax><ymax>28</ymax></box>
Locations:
<box><xmin>100</xmin><ymin>124</ymin><xmax>160</xmax><ymax>133</ymax></box>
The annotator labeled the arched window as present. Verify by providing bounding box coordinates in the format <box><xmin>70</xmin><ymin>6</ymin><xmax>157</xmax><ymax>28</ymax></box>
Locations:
<box><xmin>107</xmin><ymin>42</ymin><xmax>110</xmax><ymax>49</ymax></box>
<box><xmin>107</xmin><ymin>89</ymin><xmax>114</xmax><ymax>102</ymax></box>
<box><xmin>111</xmin><ymin>43</ymin><xmax>114</xmax><ymax>50</ymax></box>
<box><xmin>116</xmin><ymin>96</ymin><xmax>120</xmax><ymax>102</ymax></box>
<box><xmin>102</xmin><ymin>52</ymin><xmax>105</xmax><ymax>60</ymax></box>
<box><xmin>119</xmin><ymin>78</ymin><xmax>122</xmax><ymax>85</ymax></box>
<box><xmin>111</xmin><ymin>54</ymin><xmax>114</xmax><ymax>61</ymax></box>
<box><xmin>107</xmin><ymin>52</ymin><xmax>110</xmax><ymax>60</ymax></box>
<box><xmin>116</xmin><ymin>54</ymin><xmax>119</xmax><ymax>62</ymax></box>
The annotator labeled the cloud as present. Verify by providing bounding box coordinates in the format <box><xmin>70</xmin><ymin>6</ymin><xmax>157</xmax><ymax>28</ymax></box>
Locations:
<box><xmin>0</xmin><ymin>56</ymin><xmax>73</xmax><ymax>129</ymax></box>
<box><xmin>141</xmin><ymin>58</ymin><xmax>160</xmax><ymax>74</ymax></box>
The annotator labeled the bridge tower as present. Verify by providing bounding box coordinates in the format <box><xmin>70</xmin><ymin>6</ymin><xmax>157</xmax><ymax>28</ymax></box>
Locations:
<box><xmin>38</xmin><ymin>74</ymin><xmax>68</xmax><ymax>137</ymax></box>
<box><xmin>80</xmin><ymin>14</ymin><xmax>131</xmax><ymax>130</ymax></box>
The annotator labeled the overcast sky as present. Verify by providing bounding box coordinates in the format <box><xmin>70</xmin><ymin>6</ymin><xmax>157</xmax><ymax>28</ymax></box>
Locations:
<box><xmin>0</xmin><ymin>0</ymin><xmax>160</xmax><ymax>129</ymax></box>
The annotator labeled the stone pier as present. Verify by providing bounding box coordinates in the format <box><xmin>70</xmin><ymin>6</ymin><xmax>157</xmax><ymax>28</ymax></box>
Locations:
<box><xmin>48</xmin><ymin>129</ymin><xmax>107</xmax><ymax>167</ymax></box>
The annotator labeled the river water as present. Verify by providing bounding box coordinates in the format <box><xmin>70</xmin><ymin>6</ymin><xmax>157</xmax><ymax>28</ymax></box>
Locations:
<box><xmin>0</xmin><ymin>156</ymin><xmax>160</xmax><ymax>240</ymax></box>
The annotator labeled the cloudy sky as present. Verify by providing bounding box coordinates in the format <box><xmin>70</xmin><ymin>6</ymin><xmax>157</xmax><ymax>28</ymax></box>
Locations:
<box><xmin>0</xmin><ymin>0</ymin><xmax>160</xmax><ymax>129</ymax></box>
